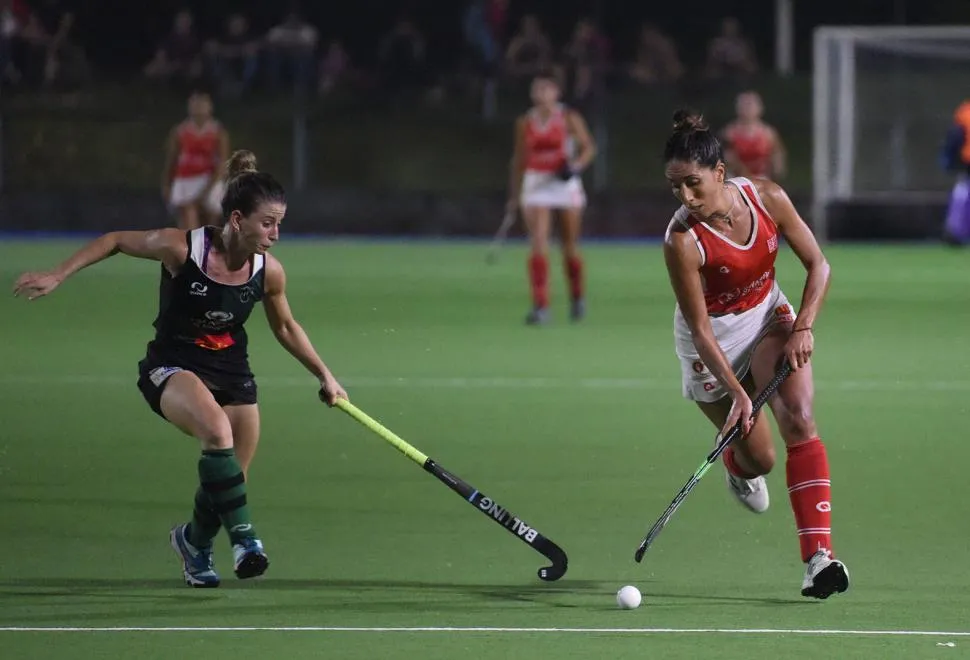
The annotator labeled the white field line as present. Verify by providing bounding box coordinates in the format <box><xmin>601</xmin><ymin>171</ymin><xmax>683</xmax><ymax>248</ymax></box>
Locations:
<box><xmin>0</xmin><ymin>626</ymin><xmax>967</xmax><ymax>637</ymax></box>
<box><xmin>0</xmin><ymin>374</ymin><xmax>967</xmax><ymax>392</ymax></box>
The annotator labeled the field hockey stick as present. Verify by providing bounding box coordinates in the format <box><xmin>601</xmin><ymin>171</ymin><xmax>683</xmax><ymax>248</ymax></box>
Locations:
<box><xmin>331</xmin><ymin>396</ymin><xmax>568</xmax><ymax>582</ymax></box>
<box><xmin>633</xmin><ymin>359</ymin><xmax>793</xmax><ymax>562</ymax></box>
<box><xmin>485</xmin><ymin>208</ymin><xmax>518</xmax><ymax>264</ymax></box>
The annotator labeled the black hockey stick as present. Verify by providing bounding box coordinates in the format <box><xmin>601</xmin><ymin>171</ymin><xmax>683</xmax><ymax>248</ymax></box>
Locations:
<box><xmin>634</xmin><ymin>359</ymin><xmax>793</xmax><ymax>562</ymax></box>
<box><xmin>332</xmin><ymin>396</ymin><xmax>568</xmax><ymax>581</ymax></box>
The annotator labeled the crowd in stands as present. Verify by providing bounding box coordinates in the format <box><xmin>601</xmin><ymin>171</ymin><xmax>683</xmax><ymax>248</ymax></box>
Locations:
<box><xmin>0</xmin><ymin>0</ymin><xmax>760</xmax><ymax>107</ymax></box>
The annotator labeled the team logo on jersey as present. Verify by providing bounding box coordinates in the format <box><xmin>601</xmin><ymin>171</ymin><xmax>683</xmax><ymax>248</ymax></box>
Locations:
<box><xmin>238</xmin><ymin>285</ymin><xmax>257</xmax><ymax>304</ymax></box>
<box><xmin>719</xmin><ymin>266</ymin><xmax>730</xmax><ymax>274</ymax></box>
<box><xmin>774</xmin><ymin>304</ymin><xmax>795</xmax><ymax>322</ymax></box>
<box><xmin>692</xmin><ymin>360</ymin><xmax>706</xmax><ymax>374</ymax></box>
<box><xmin>703</xmin><ymin>382</ymin><xmax>716</xmax><ymax>392</ymax></box>
<box><xmin>767</xmin><ymin>234</ymin><xmax>778</xmax><ymax>253</ymax></box>
<box><xmin>190</xmin><ymin>282</ymin><xmax>208</xmax><ymax>297</ymax></box>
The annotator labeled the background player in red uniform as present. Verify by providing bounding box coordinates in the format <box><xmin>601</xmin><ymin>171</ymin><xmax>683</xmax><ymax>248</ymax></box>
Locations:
<box><xmin>162</xmin><ymin>91</ymin><xmax>231</xmax><ymax>231</ymax></box>
<box><xmin>721</xmin><ymin>91</ymin><xmax>785</xmax><ymax>180</ymax></box>
<box><xmin>14</xmin><ymin>150</ymin><xmax>348</xmax><ymax>588</ymax></box>
<box><xmin>662</xmin><ymin>110</ymin><xmax>849</xmax><ymax>599</ymax></box>
<box><xmin>507</xmin><ymin>70</ymin><xmax>597</xmax><ymax>325</ymax></box>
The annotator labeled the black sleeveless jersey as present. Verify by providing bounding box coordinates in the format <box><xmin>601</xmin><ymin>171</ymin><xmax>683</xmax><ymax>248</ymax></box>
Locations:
<box><xmin>144</xmin><ymin>227</ymin><xmax>266</xmax><ymax>380</ymax></box>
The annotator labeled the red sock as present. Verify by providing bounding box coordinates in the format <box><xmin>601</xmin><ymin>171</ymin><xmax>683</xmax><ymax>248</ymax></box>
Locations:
<box><xmin>723</xmin><ymin>446</ymin><xmax>758</xmax><ymax>479</ymax></box>
<box><xmin>528</xmin><ymin>253</ymin><xmax>549</xmax><ymax>309</ymax></box>
<box><xmin>565</xmin><ymin>255</ymin><xmax>584</xmax><ymax>301</ymax></box>
<box><xmin>786</xmin><ymin>437</ymin><xmax>833</xmax><ymax>562</ymax></box>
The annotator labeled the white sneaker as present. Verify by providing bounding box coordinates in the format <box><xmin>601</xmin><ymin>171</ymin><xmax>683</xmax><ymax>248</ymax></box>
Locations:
<box><xmin>725</xmin><ymin>471</ymin><xmax>770</xmax><ymax>513</ymax></box>
<box><xmin>801</xmin><ymin>548</ymin><xmax>850</xmax><ymax>599</ymax></box>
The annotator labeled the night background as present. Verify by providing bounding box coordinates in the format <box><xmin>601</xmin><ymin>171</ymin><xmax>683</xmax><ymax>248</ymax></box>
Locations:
<box><xmin>2</xmin><ymin>3</ymin><xmax>970</xmax><ymax>659</ymax></box>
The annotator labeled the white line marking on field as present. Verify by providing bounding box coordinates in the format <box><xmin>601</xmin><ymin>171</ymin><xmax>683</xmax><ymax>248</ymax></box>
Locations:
<box><xmin>0</xmin><ymin>626</ymin><xmax>967</xmax><ymax>637</ymax></box>
<box><xmin>0</xmin><ymin>374</ymin><xmax>966</xmax><ymax>392</ymax></box>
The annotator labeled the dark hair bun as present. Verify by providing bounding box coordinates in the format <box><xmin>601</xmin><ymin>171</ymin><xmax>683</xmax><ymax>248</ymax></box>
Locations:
<box><xmin>672</xmin><ymin>109</ymin><xmax>708</xmax><ymax>133</ymax></box>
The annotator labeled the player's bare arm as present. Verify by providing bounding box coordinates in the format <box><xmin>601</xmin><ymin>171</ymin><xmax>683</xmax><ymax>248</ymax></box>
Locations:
<box><xmin>262</xmin><ymin>254</ymin><xmax>347</xmax><ymax>405</ymax></box>
<box><xmin>756</xmin><ymin>179</ymin><xmax>830</xmax><ymax>332</ymax></box>
<box><xmin>756</xmin><ymin>178</ymin><xmax>831</xmax><ymax>368</ymax></box>
<box><xmin>507</xmin><ymin>116</ymin><xmax>528</xmax><ymax>209</ymax></box>
<box><xmin>13</xmin><ymin>228</ymin><xmax>187</xmax><ymax>300</ymax></box>
<box><xmin>566</xmin><ymin>110</ymin><xmax>597</xmax><ymax>171</ymax></box>
<box><xmin>663</xmin><ymin>227</ymin><xmax>748</xmax><ymax>401</ymax></box>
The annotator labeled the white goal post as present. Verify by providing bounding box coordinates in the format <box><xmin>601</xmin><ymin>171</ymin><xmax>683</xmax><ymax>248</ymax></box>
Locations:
<box><xmin>812</xmin><ymin>26</ymin><xmax>970</xmax><ymax>242</ymax></box>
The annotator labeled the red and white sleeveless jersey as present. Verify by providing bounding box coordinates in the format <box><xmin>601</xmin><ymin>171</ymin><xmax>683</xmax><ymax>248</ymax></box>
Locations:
<box><xmin>174</xmin><ymin>120</ymin><xmax>222</xmax><ymax>179</ymax></box>
<box><xmin>668</xmin><ymin>177</ymin><xmax>780</xmax><ymax>315</ymax></box>
<box><xmin>523</xmin><ymin>105</ymin><xmax>570</xmax><ymax>173</ymax></box>
<box><xmin>724</xmin><ymin>123</ymin><xmax>774</xmax><ymax>177</ymax></box>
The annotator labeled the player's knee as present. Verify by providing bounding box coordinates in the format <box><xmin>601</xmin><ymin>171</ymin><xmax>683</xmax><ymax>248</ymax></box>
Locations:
<box><xmin>197</xmin><ymin>417</ymin><xmax>234</xmax><ymax>451</ymax></box>
<box><xmin>775</xmin><ymin>399</ymin><xmax>817</xmax><ymax>444</ymax></box>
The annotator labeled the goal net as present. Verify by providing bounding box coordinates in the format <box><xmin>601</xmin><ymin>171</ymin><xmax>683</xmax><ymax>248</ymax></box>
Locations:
<box><xmin>812</xmin><ymin>26</ymin><xmax>970</xmax><ymax>242</ymax></box>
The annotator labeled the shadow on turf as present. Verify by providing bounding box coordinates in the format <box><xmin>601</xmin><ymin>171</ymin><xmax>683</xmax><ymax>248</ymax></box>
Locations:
<box><xmin>0</xmin><ymin>578</ymin><xmax>602</xmax><ymax>624</ymax></box>
<box><xmin>0</xmin><ymin>577</ymin><xmax>810</xmax><ymax>618</ymax></box>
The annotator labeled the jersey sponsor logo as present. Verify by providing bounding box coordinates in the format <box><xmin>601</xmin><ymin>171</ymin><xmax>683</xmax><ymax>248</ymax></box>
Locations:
<box><xmin>194</xmin><ymin>310</ymin><xmax>236</xmax><ymax>333</ymax></box>
<box><xmin>767</xmin><ymin>234</ymin><xmax>778</xmax><ymax>253</ymax></box>
<box><xmin>715</xmin><ymin>269</ymin><xmax>772</xmax><ymax>307</ymax></box>
<box><xmin>205</xmin><ymin>310</ymin><xmax>234</xmax><ymax>324</ymax></box>
<box><xmin>190</xmin><ymin>282</ymin><xmax>208</xmax><ymax>297</ymax></box>
<box><xmin>148</xmin><ymin>366</ymin><xmax>183</xmax><ymax>387</ymax></box>
<box><xmin>195</xmin><ymin>332</ymin><xmax>235</xmax><ymax>351</ymax></box>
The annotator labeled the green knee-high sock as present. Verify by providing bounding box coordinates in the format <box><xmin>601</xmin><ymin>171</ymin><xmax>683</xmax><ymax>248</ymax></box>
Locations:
<box><xmin>186</xmin><ymin>486</ymin><xmax>221</xmax><ymax>549</ymax></box>
<box><xmin>198</xmin><ymin>448</ymin><xmax>257</xmax><ymax>545</ymax></box>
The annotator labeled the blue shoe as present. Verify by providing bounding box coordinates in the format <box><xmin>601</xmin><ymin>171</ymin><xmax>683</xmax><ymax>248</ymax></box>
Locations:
<box><xmin>232</xmin><ymin>537</ymin><xmax>269</xmax><ymax>580</ymax></box>
<box><xmin>170</xmin><ymin>524</ymin><xmax>220</xmax><ymax>588</ymax></box>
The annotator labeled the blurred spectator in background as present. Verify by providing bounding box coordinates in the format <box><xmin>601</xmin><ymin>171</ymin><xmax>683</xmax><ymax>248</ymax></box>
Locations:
<box><xmin>23</xmin><ymin>0</ymin><xmax>90</xmax><ymax>88</ymax></box>
<box><xmin>504</xmin><ymin>14</ymin><xmax>552</xmax><ymax>82</ymax></box>
<box><xmin>205</xmin><ymin>13</ymin><xmax>259</xmax><ymax>99</ymax></box>
<box><xmin>264</xmin><ymin>3</ymin><xmax>318</xmax><ymax>93</ymax></box>
<box><xmin>377</xmin><ymin>16</ymin><xmax>428</xmax><ymax>100</ymax></box>
<box><xmin>144</xmin><ymin>9</ymin><xmax>204</xmax><ymax>87</ymax></box>
<box><xmin>628</xmin><ymin>23</ymin><xmax>683</xmax><ymax>85</ymax></box>
<box><xmin>559</xmin><ymin>18</ymin><xmax>610</xmax><ymax>108</ymax></box>
<box><xmin>0</xmin><ymin>0</ymin><xmax>24</xmax><ymax>85</ymax></box>
<box><xmin>462</xmin><ymin>0</ymin><xmax>508</xmax><ymax>119</ymax></box>
<box><xmin>317</xmin><ymin>39</ymin><xmax>354</xmax><ymax>96</ymax></box>
<box><xmin>705</xmin><ymin>17</ymin><xmax>758</xmax><ymax>79</ymax></box>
